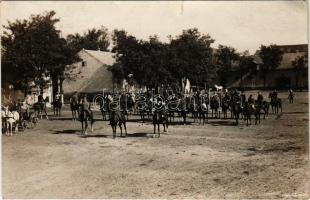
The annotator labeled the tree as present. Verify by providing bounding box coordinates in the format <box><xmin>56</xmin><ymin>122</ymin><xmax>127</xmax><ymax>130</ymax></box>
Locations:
<box><xmin>67</xmin><ymin>26</ymin><xmax>110</xmax><ymax>53</ymax></box>
<box><xmin>111</xmin><ymin>29</ymin><xmax>146</xmax><ymax>87</ymax></box>
<box><xmin>2</xmin><ymin>11</ymin><xmax>79</xmax><ymax>97</ymax></box>
<box><xmin>238</xmin><ymin>51</ymin><xmax>256</xmax><ymax>89</ymax></box>
<box><xmin>169</xmin><ymin>28</ymin><xmax>215</xmax><ymax>90</ymax></box>
<box><xmin>215</xmin><ymin>45</ymin><xmax>240</xmax><ymax>87</ymax></box>
<box><xmin>259</xmin><ymin>44</ymin><xmax>283</xmax><ymax>88</ymax></box>
<box><xmin>292</xmin><ymin>55</ymin><xmax>307</xmax><ymax>90</ymax></box>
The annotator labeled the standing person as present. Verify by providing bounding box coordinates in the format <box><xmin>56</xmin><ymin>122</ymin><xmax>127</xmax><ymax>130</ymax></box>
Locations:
<box><xmin>288</xmin><ymin>89</ymin><xmax>294</xmax><ymax>104</ymax></box>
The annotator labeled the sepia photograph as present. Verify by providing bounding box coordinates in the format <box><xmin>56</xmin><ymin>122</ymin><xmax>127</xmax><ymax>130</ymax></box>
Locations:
<box><xmin>1</xmin><ymin>1</ymin><xmax>309</xmax><ymax>199</ymax></box>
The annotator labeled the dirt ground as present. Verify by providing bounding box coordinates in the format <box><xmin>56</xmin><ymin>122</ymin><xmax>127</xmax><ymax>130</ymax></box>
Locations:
<box><xmin>2</xmin><ymin>91</ymin><xmax>309</xmax><ymax>199</ymax></box>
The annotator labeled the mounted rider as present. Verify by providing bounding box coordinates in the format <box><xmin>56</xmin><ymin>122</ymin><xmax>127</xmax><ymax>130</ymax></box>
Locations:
<box><xmin>271</xmin><ymin>89</ymin><xmax>278</xmax><ymax>98</ymax></box>
<box><xmin>71</xmin><ymin>91</ymin><xmax>79</xmax><ymax>103</ymax></box>
<box><xmin>257</xmin><ymin>92</ymin><xmax>264</xmax><ymax>105</ymax></box>
<box><xmin>80</xmin><ymin>95</ymin><xmax>93</xmax><ymax>119</ymax></box>
<box><xmin>288</xmin><ymin>89</ymin><xmax>294</xmax><ymax>103</ymax></box>
<box><xmin>55</xmin><ymin>91</ymin><xmax>61</xmax><ymax>102</ymax></box>
<box><xmin>248</xmin><ymin>94</ymin><xmax>255</xmax><ymax>104</ymax></box>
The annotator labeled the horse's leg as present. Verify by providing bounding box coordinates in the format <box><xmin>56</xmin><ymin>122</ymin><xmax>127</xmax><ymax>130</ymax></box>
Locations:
<box><xmin>153</xmin><ymin>124</ymin><xmax>156</xmax><ymax>137</ymax></box>
<box><xmin>112</xmin><ymin>126</ymin><xmax>116</xmax><ymax>138</ymax></box>
<box><xmin>90</xmin><ymin>119</ymin><xmax>94</xmax><ymax>133</ymax></box>
<box><xmin>119</xmin><ymin>123</ymin><xmax>123</xmax><ymax>137</ymax></box>
<box><xmin>157</xmin><ymin>123</ymin><xmax>160</xmax><ymax>133</ymax></box>
<box><xmin>124</xmin><ymin>122</ymin><xmax>127</xmax><ymax>137</ymax></box>
<box><xmin>5</xmin><ymin>122</ymin><xmax>8</xmax><ymax>136</ymax></box>
<box><xmin>10</xmin><ymin>122</ymin><xmax>13</xmax><ymax>136</ymax></box>
<box><xmin>15</xmin><ymin>122</ymin><xmax>18</xmax><ymax>133</ymax></box>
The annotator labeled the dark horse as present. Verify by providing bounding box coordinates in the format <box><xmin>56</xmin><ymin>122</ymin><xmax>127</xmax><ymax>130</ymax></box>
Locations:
<box><xmin>210</xmin><ymin>95</ymin><xmax>220</xmax><ymax>118</ymax></box>
<box><xmin>242</xmin><ymin>102</ymin><xmax>254</xmax><ymax>126</ymax></box>
<box><xmin>70</xmin><ymin>100</ymin><xmax>79</xmax><ymax>121</ymax></box>
<box><xmin>79</xmin><ymin>107</ymin><xmax>95</xmax><ymax>135</ymax></box>
<box><xmin>269</xmin><ymin>94</ymin><xmax>282</xmax><ymax>114</ymax></box>
<box><xmin>109</xmin><ymin>110</ymin><xmax>127</xmax><ymax>138</ymax></box>
<box><xmin>52</xmin><ymin>99</ymin><xmax>62</xmax><ymax>117</ymax></box>
<box><xmin>152</xmin><ymin>108</ymin><xmax>168</xmax><ymax>138</ymax></box>
<box><xmin>221</xmin><ymin>95</ymin><xmax>230</xmax><ymax>119</ymax></box>
<box><xmin>33</xmin><ymin>100</ymin><xmax>48</xmax><ymax>120</ymax></box>
<box><xmin>232</xmin><ymin>101</ymin><xmax>242</xmax><ymax>125</ymax></box>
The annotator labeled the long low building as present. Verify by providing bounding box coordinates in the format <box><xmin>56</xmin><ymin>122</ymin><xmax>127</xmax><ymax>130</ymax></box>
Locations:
<box><xmin>228</xmin><ymin>44</ymin><xmax>308</xmax><ymax>90</ymax></box>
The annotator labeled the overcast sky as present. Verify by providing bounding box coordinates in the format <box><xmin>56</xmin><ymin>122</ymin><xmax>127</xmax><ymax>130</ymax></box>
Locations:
<box><xmin>1</xmin><ymin>1</ymin><xmax>308</xmax><ymax>53</ymax></box>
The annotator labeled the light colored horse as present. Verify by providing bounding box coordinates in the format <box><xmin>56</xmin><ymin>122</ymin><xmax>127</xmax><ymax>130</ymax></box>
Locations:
<box><xmin>2</xmin><ymin>106</ymin><xmax>20</xmax><ymax>136</ymax></box>
<box><xmin>214</xmin><ymin>84</ymin><xmax>223</xmax><ymax>92</ymax></box>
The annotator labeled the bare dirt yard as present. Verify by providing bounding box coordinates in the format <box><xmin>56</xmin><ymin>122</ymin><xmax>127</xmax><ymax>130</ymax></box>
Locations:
<box><xmin>3</xmin><ymin>91</ymin><xmax>309</xmax><ymax>199</ymax></box>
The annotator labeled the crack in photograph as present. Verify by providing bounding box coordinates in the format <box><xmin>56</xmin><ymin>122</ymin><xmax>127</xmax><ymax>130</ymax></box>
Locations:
<box><xmin>1</xmin><ymin>1</ymin><xmax>309</xmax><ymax>199</ymax></box>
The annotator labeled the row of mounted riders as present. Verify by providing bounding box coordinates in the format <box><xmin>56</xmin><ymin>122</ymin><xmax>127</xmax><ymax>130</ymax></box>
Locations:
<box><xmin>1</xmin><ymin>99</ymin><xmax>62</xmax><ymax>136</ymax></box>
<box><xmin>1</xmin><ymin>91</ymin><xmax>282</xmax><ymax>138</ymax></box>
<box><xmin>69</xmin><ymin>91</ymin><xmax>282</xmax><ymax>138</ymax></box>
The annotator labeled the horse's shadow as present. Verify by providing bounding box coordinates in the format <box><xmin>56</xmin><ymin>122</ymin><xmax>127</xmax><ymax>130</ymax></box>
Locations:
<box><xmin>52</xmin><ymin>129</ymin><xmax>78</xmax><ymax>134</ymax></box>
<box><xmin>126</xmin><ymin>118</ymin><xmax>153</xmax><ymax>123</ymax></box>
<box><xmin>50</xmin><ymin>117</ymin><xmax>74</xmax><ymax>121</ymax></box>
<box><xmin>79</xmin><ymin>132</ymin><xmax>149</xmax><ymax>138</ymax></box>
<box><xmin>208</xmin><ymin>120</ymin><xmax>237</xmax><ymax>126</ymax></box>
<box><xmin>79</xmin><ymin>134</ymin><xmax>109</xmax><ymax>138</ymax></box>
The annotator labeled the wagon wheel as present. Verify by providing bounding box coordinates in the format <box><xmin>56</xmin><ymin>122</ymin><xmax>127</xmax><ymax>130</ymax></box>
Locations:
<box><xmin>32</xmin><ymin>117</ymin><xmax>38</xmax><ymax>127</ymax></box>
<box><xmin>22</xmin><ymin>120</ymin><xmax>27</xmax><ymax>130</ymax></box>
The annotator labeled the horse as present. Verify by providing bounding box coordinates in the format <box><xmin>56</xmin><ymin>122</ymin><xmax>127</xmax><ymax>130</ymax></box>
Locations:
<box><xmin>253</xmin><ymin>102</ymin><xmax>262</xmax><ymax>125</ymax></box>
<box><xmin>152</xmin><ymin>108</ymin><xmax>168</xmax><ymax>138</ymax></box>
<box><xmin>231</xmin><ymin>101</ymin><xmax>242</xmax><ymax>125</ymax></box>
<box><xmin>288</xmin><ymin>92</ymin><xmax>294</xmax><ymax>104</ymax></box>
<box><xmin>242</xmin><ymin>102</ymin><xmax>254</xmax><ymax>126</ymax></box>
<box><xmin>189</xmin><ymin>100</ymin><xmax>199</xmax><ymax>123</ymax></box>
<box><xmin>179</xmin><ymin>97</ymin><xmax>189</xmax><ymax>125</ymax></box>
<box><xmin>2</xmin><ymin>106</ymin><xmax>20</xmax><ymax>136</ymax></box>
<box><xmin>261</xmin><ymin>101</ymin><xmax>270</xmax><ymax>119</ymax></box>
<box><xmin>33</xmin><ymin>101</ymin><xmax>48</xmax><ymax>120</ymax></box>
<box><xmin>109</xmin><ymin>110</ymin><xmax>127</xmax><ymax>138</ymax></box>
<box><xmin>198</xmin><ymin>102</ymin><xmax>208</xmax><ymax>125</ymax></box>
<box><xmin>222</xmin><ymin>95</ymin><xmax>230</xmax><ymax>119</ymax></box>
<box><xmin>52</xmin><ymin>99</ymin><xmax>62</xmax><ymax>117</ymax></box>
<box><xmin>210</xmin><ymin>95</ymin><xmax>220</xmax><ymax>118</ymax></box>
<box><xmin>79</xmin><ymin>107</ymin><xmax>95</xmax><ymax>135</ymax></box>
<box><xmin>70</xmin><ymin>99</ymin><xmax>79</xmax><ymax>121</ymax></box>
<box><xmin>270</xmin><ymin>95</ymin><xmax>282</xmax><ymax>114</ymax></box>
<box><xmin>166</xmin><ymin>95</ymin><xmax>179</xmax><ymax>123</ymax></box>
<box><xmin>16</xmin><ymin>101</ymin><xmax>38</xmax><ymax>129</ymax></box>
<box><xmin>19</xmin><ymin>111</ymin><xmax>38</xmax><ymax>129</ymax></box>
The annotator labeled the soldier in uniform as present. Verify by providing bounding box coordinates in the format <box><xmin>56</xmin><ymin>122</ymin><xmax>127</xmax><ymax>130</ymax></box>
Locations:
<box><xmin>80</xmin><ymin>95</ymin><xmax>93</xmax><ymax>119</ymax></box>
<box><xmin>248</xmin><ymin>94</ymin><xmax>255</xmax><ymax>104</ymax></box>
<box><xmin>257</xmin><ymin>92</ymin><xmax>264</xmax><ymax>106</ymax></box>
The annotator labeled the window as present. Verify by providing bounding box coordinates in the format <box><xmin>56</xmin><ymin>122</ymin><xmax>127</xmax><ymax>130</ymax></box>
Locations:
<box><xmin>82</xmin><ymin>61</ymin><xmax>86</xmax><ymax>67</ymax></box>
